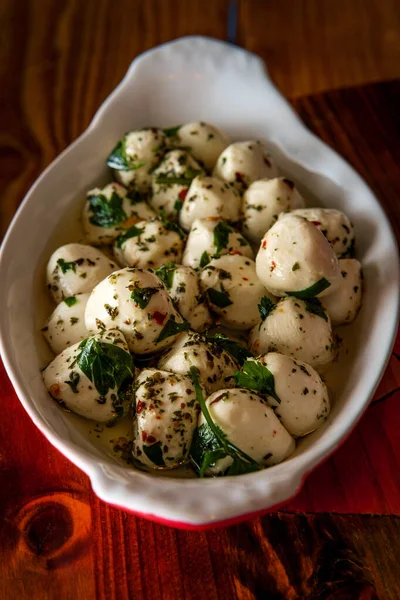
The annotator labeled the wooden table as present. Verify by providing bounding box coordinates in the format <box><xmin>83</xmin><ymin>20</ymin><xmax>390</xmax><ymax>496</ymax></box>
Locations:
<box><xmin>1</xmin><ymin>2</ymin><xmax>400</xmax><ymax>598</ymax></box>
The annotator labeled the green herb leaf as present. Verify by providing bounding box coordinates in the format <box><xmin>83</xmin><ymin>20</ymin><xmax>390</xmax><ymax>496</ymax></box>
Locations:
<box><xmin>207</xmin><ymin>288</ymin><xmax>233</xmax><ymax>308</ymax></box>
<box><xmin>107</xmin><ymin>138</ymin><xmax>146</xmax><ymax>171</ymax></box>
<box><xmin>302</xmin><ymin>297</ymin><xmax>328</xmax><ymax>321</ymax></box>
<box><xmin>88</xmin><ymin>192</ymin><xmax>128</xmax><ymax>228</ymax></box>
<box><xmin>234</xmin><ymin>359</ymin><xmax>280</xmax><ymax>403</ymax></box>
<box><xmin>206</xmin><ymin>333</ymin><xmax>252</xmax><ymax>366</ymax></box>
<box><xmin>200</xmin><ymin>251</ymin><xmax>210</xmax><ymax>268</ymax></box>
<box><xmin>213</xmin><ymin>221</ymin><xmax>232</xmax><ymax>254</ymax></box>
<box><xmin>258</xmin><ymin>296</ymin><xmax>276</xmax><ymax>321</ymax></box>
<box><xmin>64</xmin><ymin>371</ymin><xmax>80</xmax><ymax>393</ymax></box>
<box><xmin>143</xmin><ymin>441</ymin><xmax>166</xmax><ymax>468</ymax></box>
<box><xmin>64</xmin><ymin>296</ymin><xmax>77</xmax><ymax>307</ymax></box>
<box><xmin>115</xmin><ymin>224</ymin><xmax>144</xmax><ymax>248</ymax></box>
<box><xmin>154</xmin><ymin>262</ymin><xmax>176</xmax><ymax>289</ymax></box>
<box><xmin>57</xmin><ymin>258</ymin><xmax>77</xmax><ymax>274</ymax></box>
<box><xmin>158</xmin><ymin>212</ymin><xmax>186</xmax><ymax>240</ymax></box>
<box><xmin>292</xmin><ymin>262</ymin><xmax>300</xmax><ymax>271</ymax></box>
<box><xmin>155</xmin><ymin>167</ymin><xmax>202</xmax><ymax>187</ymax></box>
<box><xmin>156</xmin><ymin>315</ymin><xmax>190</xmax><ymax>343</ymax></box>
<box><xmin>130</xmin><ymin>286</ymin><xmax>158</xmax><ymax>309</ymax></box>
<box><xmin>163</xmin><ymin>125</ymin><xmax>181</xmax><ymax>138</ymax></box>
<box><xmin>174</xmin><ymin>199</ymin><xmax>183</xmax><ymax>212</ymax></box>
<box><xmin>286</xmin><ymin>277</ymin><xmax>331</xmax><ymax>298</ymax></box>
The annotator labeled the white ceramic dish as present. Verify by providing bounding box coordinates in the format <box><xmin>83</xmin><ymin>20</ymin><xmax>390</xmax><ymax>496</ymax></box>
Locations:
<box><xmin>0</xmin><ymin>37</ymin><xmax>399</xmax><ymax>529</ymax></box>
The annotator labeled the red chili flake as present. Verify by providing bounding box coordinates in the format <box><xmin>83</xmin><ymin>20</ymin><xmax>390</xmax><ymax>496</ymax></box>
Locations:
<box><xmin>210</xmin><ymin>393</ymin><xmax>225</xmax><ymax>405</ymax></box>
<box><xmin>147</xmin><ymin>435</ymin><xmax>156</xmax><ymax>444</ymax></box>
<box><xmin>242</xmin><ymin>277</ymin><xmax>248</xmax><ymax>281</ymax></box>
<box><xmin>180</xmin><ymin>402</ymin><xmax>186</xmax><ymax>409</ymax></box>
<box><xmin>136</xmin><ymin>400</ymin><xmax>145</xmax><ymax>414</ymax></box>
<box><xmin>141</xmin><ymin>431</ymin><xmax>147</xmax><ymax>442</ymax></box>
<box><xmin>311</xmin><ymin>221</ymin><xmax>321</xmax><ymax>226</ymax></box>
<box><xmin>179</xmin><ymin>188</ymin><xmax>188</xmax><ymax>201</ymax></box>
<box><xmin>50</xmin><ymin>384</ymin><xmax>60</xmax><ymax>397</ymax></box>
<box><xmin>263</xmin><ymin>156</ymin><xmax>271</xmax><ymax>167</ymax></box>
<box><xmin>270</xmin><ymin>261</ymin><xmax>276</xmax><ymax>272</ymax></box>
<box><xmin>229</xmin><ymin>250</ymin><xmax>242</xmax><ymax>256</ymax></box>
<box><xmin>262</xmin><ymin>240</ymin><xmax>267</xmax><ymax>249</ymax></box>
<box><xmin>234</xmin><ymin>171</ymin><xmax>245</xmax><ymax>183</ymax></box>
<box><xmin>273</xmin><ymin>430</ymin><xmax>277</xmax><ymax>436</ymax></box>
<box><xmin>152</xmin><ymin>311</ymin><xmax>166</xmax><ymax>325</ymax></box>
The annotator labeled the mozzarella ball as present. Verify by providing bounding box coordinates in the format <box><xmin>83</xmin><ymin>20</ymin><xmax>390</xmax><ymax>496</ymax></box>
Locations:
<box><xmin>321</xmin><ymin>259</ymin><xmax>362</xmax><ymax>325</ymax></box>
<box><xmin>198</xmin><ymin>388</ymin><xmax>295</xmax><ymax>475</ymax></box>
<box><xmin>82</xmin><ymin>183</ymin><xmax>155</xmax><ymax>245</ymax></box>
<box><xmin>150</xmin><ymin>150</ymin><xmax>205</xmax><ymax>218</ymax></box>
<box><xmin>167</xmin><ymin>121</ymin><xmax>229</xmax><ymax>170</ymax></box>
<box><xmin>242</xmin><ymin>177</ymin><xmax>305</xmax><ymax>244</ymax></box>
<box><xmin>132</xmin><ymin>369</ymin><xmax>201</xmax><ymax>469</ymax></box>
<box><xmin>179</xmin><ymin>176</ymin><xmax>241</xmax><ymax>231</ymax></box>
<box><xmin>42</xmin><ymin>293</ymin><xmax>90</xmax><ymax>355</ymax></box>
<box><xmin>85</xmin><ymin>268</ymin><xmax>187</xmax><ymax>354</ymax></box>
<box><xmin>200</xmin><ymin>254</ymin><xmax>274</xmax><ymax>330</ymax></box>
<box><xmin>155</xmin><ymin>263</ymin><xmax>212</xmax><ymax>331</ymax></box>
<box><xmin>158</xmin><ymin>331</ymin><xmax>239</xmax><ymax>394</ymax></box>
<box><xmin>256</xmin><ymin>214</ymin><xmax>341</xmax><ymax>297</ymax></box>
<box><xmin>46</xmin><ymin>243</ymin><xmax>117</xmax><ymax>304</ymax></box>
<box><xmin>213</xmin><ymin>141</ymin><xmax>278</xmax><ymax>190</ymax></box>
<box><xmin>289</xmin><ymin>208</ymin><xmax>355</xmax><ymax>257</ymax></box>
<box><xmin>113</xmin><ymin>218</ymin><xmax>184</xmax><ymax>269</ymax></box>
<box><xmin>248</xmin><ymin>296</ymin><xmax>335</xmax><ymax>370</ymax></box>
<box><xmin>182</xmin><ymin>218</ymin><xmax>253</xmax><ymax>269</ymax></box>
<box><xmin>42</xmin><ymin>329</ymin><xmax>133</xmax><ymax>422</ymax></box>
<box><xmin>257</xmin><ymin>353</ymin><xmax>330</xmax><ymax>436</ymax></box>
<box><xmin>108</xmin><ymin>128</ymin><xmax>167</xmax><ymax>191</ymax></box>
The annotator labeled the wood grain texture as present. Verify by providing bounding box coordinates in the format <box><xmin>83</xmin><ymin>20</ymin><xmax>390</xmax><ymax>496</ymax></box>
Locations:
<box><xmin>238</xmin><ymin>0</ymin><xmax>400</xmax><ymax>98</ymax></box>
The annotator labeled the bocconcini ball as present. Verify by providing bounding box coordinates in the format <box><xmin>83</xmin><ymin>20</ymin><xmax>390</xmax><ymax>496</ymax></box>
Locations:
<box><xmin>85</xmin><ymin>268</ymin><xmax>187</xmax><ymax>354</ymax></box>
<box><xmin>167</xmin><ymin>121</ymin><xmax>229</xmax><ymax>170</ymax></box>
<box><xmin>42</xmin><ymin>293</ymin><xmax>90</xmax><ymax>355</ymax></box>
<box><xmin>113</xmin><ymin>218</ymin><xmax>184</xmax><ymax>269</ymax></box>
<box><xmin>213</xmin><ymin>141</ymin><xmax>278</xmax><ymax>189</ymax></box>
<box><xmin>46</xmin><ymin>243</ymin><xmax>117</xmax><ymax>304</ymax></box>
<box><xmin>321</xmin><ymin>259</ymin><xmax>362</xmax><ymax>325</ymax></box>
<box><xmin>182</xmin><ymin>218</ymin><xmax>254</xmax><ymax>269</ymax></box>
<box><xmin>289</xmin><ymin>207</ymin><xmax>355</xmax><ymax>257</ymax></box>
<box><xmin>42</xmin><ymin>329</ymin><xmax>133</xmax><ymax>422</ymax></box>
<box><xmin>242</xmin><ymin>177</ymin><xmax>305</xmax><ymax>244</ymax></box>
<box><xmin>257</xmin><ymin>352</ymin><xmax>330</xmax><ymax>436</ymax></box>
<box><xmin>132</xmin><ymin>369</ymin><xmax>201</xmax><ymax>469</ymax></box>
<box><xmin>256</xmin><ymin>214</ymin><xmax>341</xmax><ymax>297</ymax></box>
<box><xmin>248</xmin><ymin>296</ymin><xmax>335</xmax><ymax>371</ymax></box>
<box><xmin>179</xmin><ymin>176</ymin><xmax>241</xmax><ymax>231</ymax></box>
<box><xmin>158</xmin><ymin>331</ymin><xmax>239</xmax><ymax>394</ymax></box>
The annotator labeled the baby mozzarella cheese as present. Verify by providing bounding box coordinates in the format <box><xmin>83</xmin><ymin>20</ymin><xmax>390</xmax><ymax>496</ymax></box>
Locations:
<box><xmin>289</xmin><ymin>208</ymin><xmax>355</xmax><ymax>257</ymax></box>
<box><xmin>248</xmin><ymin>296</ymin><xmax>335</xmax><ymax>370</ymax></box>
<box><xmin>213</xmin><ymin>141</ymin><xmax>278</xmax><ymax>190</ymax></box>
<box><xmin>85</xmin><ymin>268</ymin><xmax>188</xmax><ymax>354</ymax></box>
<box><xmin>42</xmin><ymin>329</ymin><xmax>133</xmax><ymax>422</ymax></box>
<box><xmin>200</xmin><ymin>254</ymin><xmax>274</xmax><ymax>330</ymax></box>
<box><xmin>242</xmin><ymin>178</ymin><xmax>305</xmax><ymax>244</ymax></box>
<box><xmin>150</xmin><ymin>150</ymin><xmax>205</xmax><ymax>218</ymax></box>
<box><xmin>82</xmin><ymin>183</ymin><xmax>155</xmax><ymax>245</ymax></box>
<box><xmin>132</xmin><ymin>369</ymin><xmax>201</xmax><ymax>469</ymax></box>
<box><xmin>107</xmin><ymin>128</ymin><xmax>167</xmax><ymax>191</ymax></box>
<box><xmin>154</xmin><ymin>263</ymin><xmax>212</xmax><ymax>332</ymax></box>
<box><xmin>256</xmin><ymin>214</ymin><xmax>341</xmax><ymax>298</ymax></box>
<box><xmin>158</xmin><ymin>331</ymin><xmax>239</xmax><ymax>394</ymax></box>
<box><xmin>179</xmin><ymin>176</ymin><xmax>241</xmax><ymax>231</ymax></box>
<box><xmin>113</xmin><ymin>217</ymin><xmax>184</xmax><ymax>269</ymax></box>
<box><xmin>46</xmin><ymin>243</ymin><xmax>117</xmax><ymax>304</ymax></box>
<box><xmin>182</xmin><ymin>218</ymin><xmax>253</xmax><ymax>269</ymax></box>
<box><xmin>198</xmin><ymin>388</ymin><xmax>295</xmax><ymax>475</ymax></box>
<box><xmin>167</xmin><ymin>121</ymin><xmax>229</xmax><ymax>170</ymax></box>
<box><xmin>321</xmin><ymin>259</ymin><xmax>363</xmax><ymax>325</ymax></box>
<box><xmin>258</xmin><ymin>353</ymin><xmax>330</xmax><ymax>436</ymax></box>
<box><xmin>42</xmin><ymin>293</ymin><xmax>90</xmax><ymax>355</ymax></box>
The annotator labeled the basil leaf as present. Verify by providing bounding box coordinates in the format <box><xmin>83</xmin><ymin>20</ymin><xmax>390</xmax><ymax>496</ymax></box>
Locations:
<box><xmin>156</xmin><ymin>315</ymin><xmax>190</xmax><ymax>343</ymax></box>
<box><xmin>107</xmin><ymin>138</ymin><xmax>146</xmax><ymax>171</ymax></box>
<box><xmin>115</xmin><ymin>224</ymin><xmax>144</xmax><ymax>248</ymax></box>
<box><xmin>143</xmin><ymin>441</ymin><xmax>166</xmax><ymax>468</ymax></box>
<box><xmin>190</xmin><ymin>422</ymin><xmax>225</xmax><ymax>476</ymax></box>
<box><xmin>155</xmin><ymin>168</ymin><xmax>202</xmax><ymax>187</ymax></box>
<box><xmin>213</xmin><ymin>221</ymin><xmax>232</xmax><ymax>254</ymax></box>
<box><xmin>227</xmin><ymin>456</ymin><xmax>261</xmax><ymax>476</ymax></box>
<box><xmin>64</xmin><ymin>371</ymin><xmax>80</xmax><ymax>394</ymax></box>
<box><xmin>77</xmin><ymin>338</ymin><xmax>134</xmax><ymax>399</ymax></box>
<box><xmin>200</xmin><ymin>251</ymin><xmax>210</xmax><ymax>268</ymax></box>
<box><xmin>88</xmin><ymin>192</ymin><xmax>128</xmax><ymax>228</ymax></box>
<box><xmin>303</xmin><ymin>297</ymin><xmax>328</xmax><ymax>322</ymax></box>
<box><xmin>163</xmin><ymin>125</ymin><xmax>181</xmax><ymax>138</ymax></box>
<box><xmin>286</xmin><ymin>277</ymin><xmax>331</xmax><ymax>298</ymax></box>
<box><xmin>258</xmin><ymin>296</ymin><xmax>276</xmax><ymax>321</ymax></box>
<box><xmin>234</xmin><ymin>359</ymin><xmax>280</xmax><ymax>403</ymax></box>
<box><xmin>206</xmin><ymin>333</ymin><xmax>252</xmax><ymax>366</ymax></box>
<box><xmin>130</xmin><ymin>286</ymin><xmax>158</xmax><ymax>309</ymax></box>
<box><xmin>57</xmin><ymin>258</ymin><xmax>77</xmax><ymax>274</ymax></box>
<box><xmin>207</xmin><ymin>288</ymin><xmax>233</xmax><ymax>308</ymax></box>
<box><xmin>154</xmin><ymin>262</ymin><xmax>176</xmax><ymax>289</ymax></box>
<box><xmin>64</xmin><ymin>296</ymin><xmax>77</xmax><ymax>307</ymax></box>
